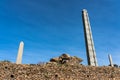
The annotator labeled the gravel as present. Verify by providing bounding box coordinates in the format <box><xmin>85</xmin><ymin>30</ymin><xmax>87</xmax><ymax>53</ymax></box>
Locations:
<box><xmin>0</xmin><ymin>62</ymin><xmax>120</xmax><ymax>80</ymax></box>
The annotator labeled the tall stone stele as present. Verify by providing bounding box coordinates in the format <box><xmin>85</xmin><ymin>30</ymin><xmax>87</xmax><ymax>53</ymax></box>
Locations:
<box><xmin>16</xmin><ymin>41</ymin><xmax>24</xmax><ymax>64</ymax></box>
<box><xmin>82</xmin><ymin>9</ymin><xmax>98</xmax><ymax>66</ymax></box>
<box><xmin>108</xmin><ymin>54</ymin><xmax>114</xmax><ymax>67</ymax></box>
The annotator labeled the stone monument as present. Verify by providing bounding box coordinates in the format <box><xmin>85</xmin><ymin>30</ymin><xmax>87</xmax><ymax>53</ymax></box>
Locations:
<box><xmin>16</xmin><ymin>41</ymin><xmax>24</xmax><ymax>64</ymax></box>
<box><xmin>82</xmin><ymin>9</ymin><xmax>98</xmax><ymax>66</ymax></box>
<box><xmin>108</xmin><ymin>54</ymin><xmax>113</xmax><ymax>67</ymax></box>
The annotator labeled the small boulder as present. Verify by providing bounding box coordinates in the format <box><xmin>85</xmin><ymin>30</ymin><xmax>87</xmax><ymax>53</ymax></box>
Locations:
<box><xmin>49</xmin><ymin>53</ymin><xmax>83</xmax><ymax>65</ymax></box>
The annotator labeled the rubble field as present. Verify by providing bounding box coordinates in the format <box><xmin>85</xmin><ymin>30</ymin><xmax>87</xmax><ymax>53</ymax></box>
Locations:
<box><xmin>0</xmin><ymin>54</ymin><xmax>120</xmax><ymax>80</ymax></box>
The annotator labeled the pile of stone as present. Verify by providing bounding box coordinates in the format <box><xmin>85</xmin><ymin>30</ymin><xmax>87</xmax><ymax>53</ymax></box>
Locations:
<box><xmin>49</xmin><ymin>54</ymin><xmax>83</xmax><ymax>65</ymax></box>
<box><xmin>0</xmin><ymin>54</ymin><xmax>120</xmax><ymax>80</ymax></box>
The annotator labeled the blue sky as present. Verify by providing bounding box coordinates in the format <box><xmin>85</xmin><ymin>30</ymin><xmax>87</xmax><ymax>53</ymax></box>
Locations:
<box><xmin>0</xmin><ymin>0</ymin><xmax>120</xmax><ymax>66</ymax></box>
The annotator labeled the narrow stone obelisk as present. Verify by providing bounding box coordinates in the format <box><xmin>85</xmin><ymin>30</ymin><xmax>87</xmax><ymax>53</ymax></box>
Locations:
<box><xmin>16</xmin><ymin>41</ymin><xmax>24</xmax><ymax>64</ymax></box>
<box><xmin>82</xmin><ymin>9</ymin><xmax>98</xmax><ymax>66</ymax></box>
<box><xmin>108</xmin><ymin>54</ymin><xmax>114</xmax><ymax>67</ymax></box>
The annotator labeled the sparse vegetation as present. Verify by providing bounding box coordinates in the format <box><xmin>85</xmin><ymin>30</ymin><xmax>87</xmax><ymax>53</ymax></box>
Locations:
<box><xmin>0</xmin><ymin>60</ymin><xmax>11</xmax><ymax>63</ymax></box>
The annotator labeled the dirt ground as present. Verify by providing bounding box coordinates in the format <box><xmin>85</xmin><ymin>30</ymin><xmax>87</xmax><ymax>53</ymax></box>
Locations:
<box><xmin>0</xmin><ymin>62</ymin><xmax>120</xmax><ymax>80</ymax></box>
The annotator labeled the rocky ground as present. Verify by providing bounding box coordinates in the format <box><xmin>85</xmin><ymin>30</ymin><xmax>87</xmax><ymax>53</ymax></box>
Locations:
<box><xmin>0</xmin><ymin>54</ymin><xmax>120</xmax><ymax>80</ymax></box>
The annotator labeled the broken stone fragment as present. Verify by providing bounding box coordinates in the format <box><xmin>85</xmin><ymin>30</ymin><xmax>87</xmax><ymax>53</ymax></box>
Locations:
<box><xmin>59</xmin><ymin>54</ymin><xmax>70</xmax><ymax>59</ymax></box>
<box><xmin>50</xmin><ymin>58</ymin><xmax>59</xmax><ymax>62</ymax></box>
<box><xmin>49</xmin><ymin>53</ymin><xmax>83</xmax><ymax>65</ymax></box>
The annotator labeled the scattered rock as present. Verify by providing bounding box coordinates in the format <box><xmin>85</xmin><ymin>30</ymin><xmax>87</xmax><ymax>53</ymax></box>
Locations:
<box><xmin>50</xmin><ymin>53</ymin><xmax>83</xmax><ymax>65</ymax></box>
<box><xmin>0</xmin><ymin>54</ymin><xmax>120</xmax><ymax>80</ymax></box>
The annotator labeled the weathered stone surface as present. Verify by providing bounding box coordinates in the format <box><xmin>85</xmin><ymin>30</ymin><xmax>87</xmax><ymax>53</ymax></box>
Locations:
<box><xmin>16</xmin><ymin>41</ymin><xmax>24</xmax><ymax>64</ymax></box>
<box><xmin>50</xmin><ymin>54</ymin><xmax>83</xmax><ymax>64</ymax></box>
<box><xmin>82</xmin><ymin>9</ymin><xmax>98</xmax><ymax>66</ymax></box>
